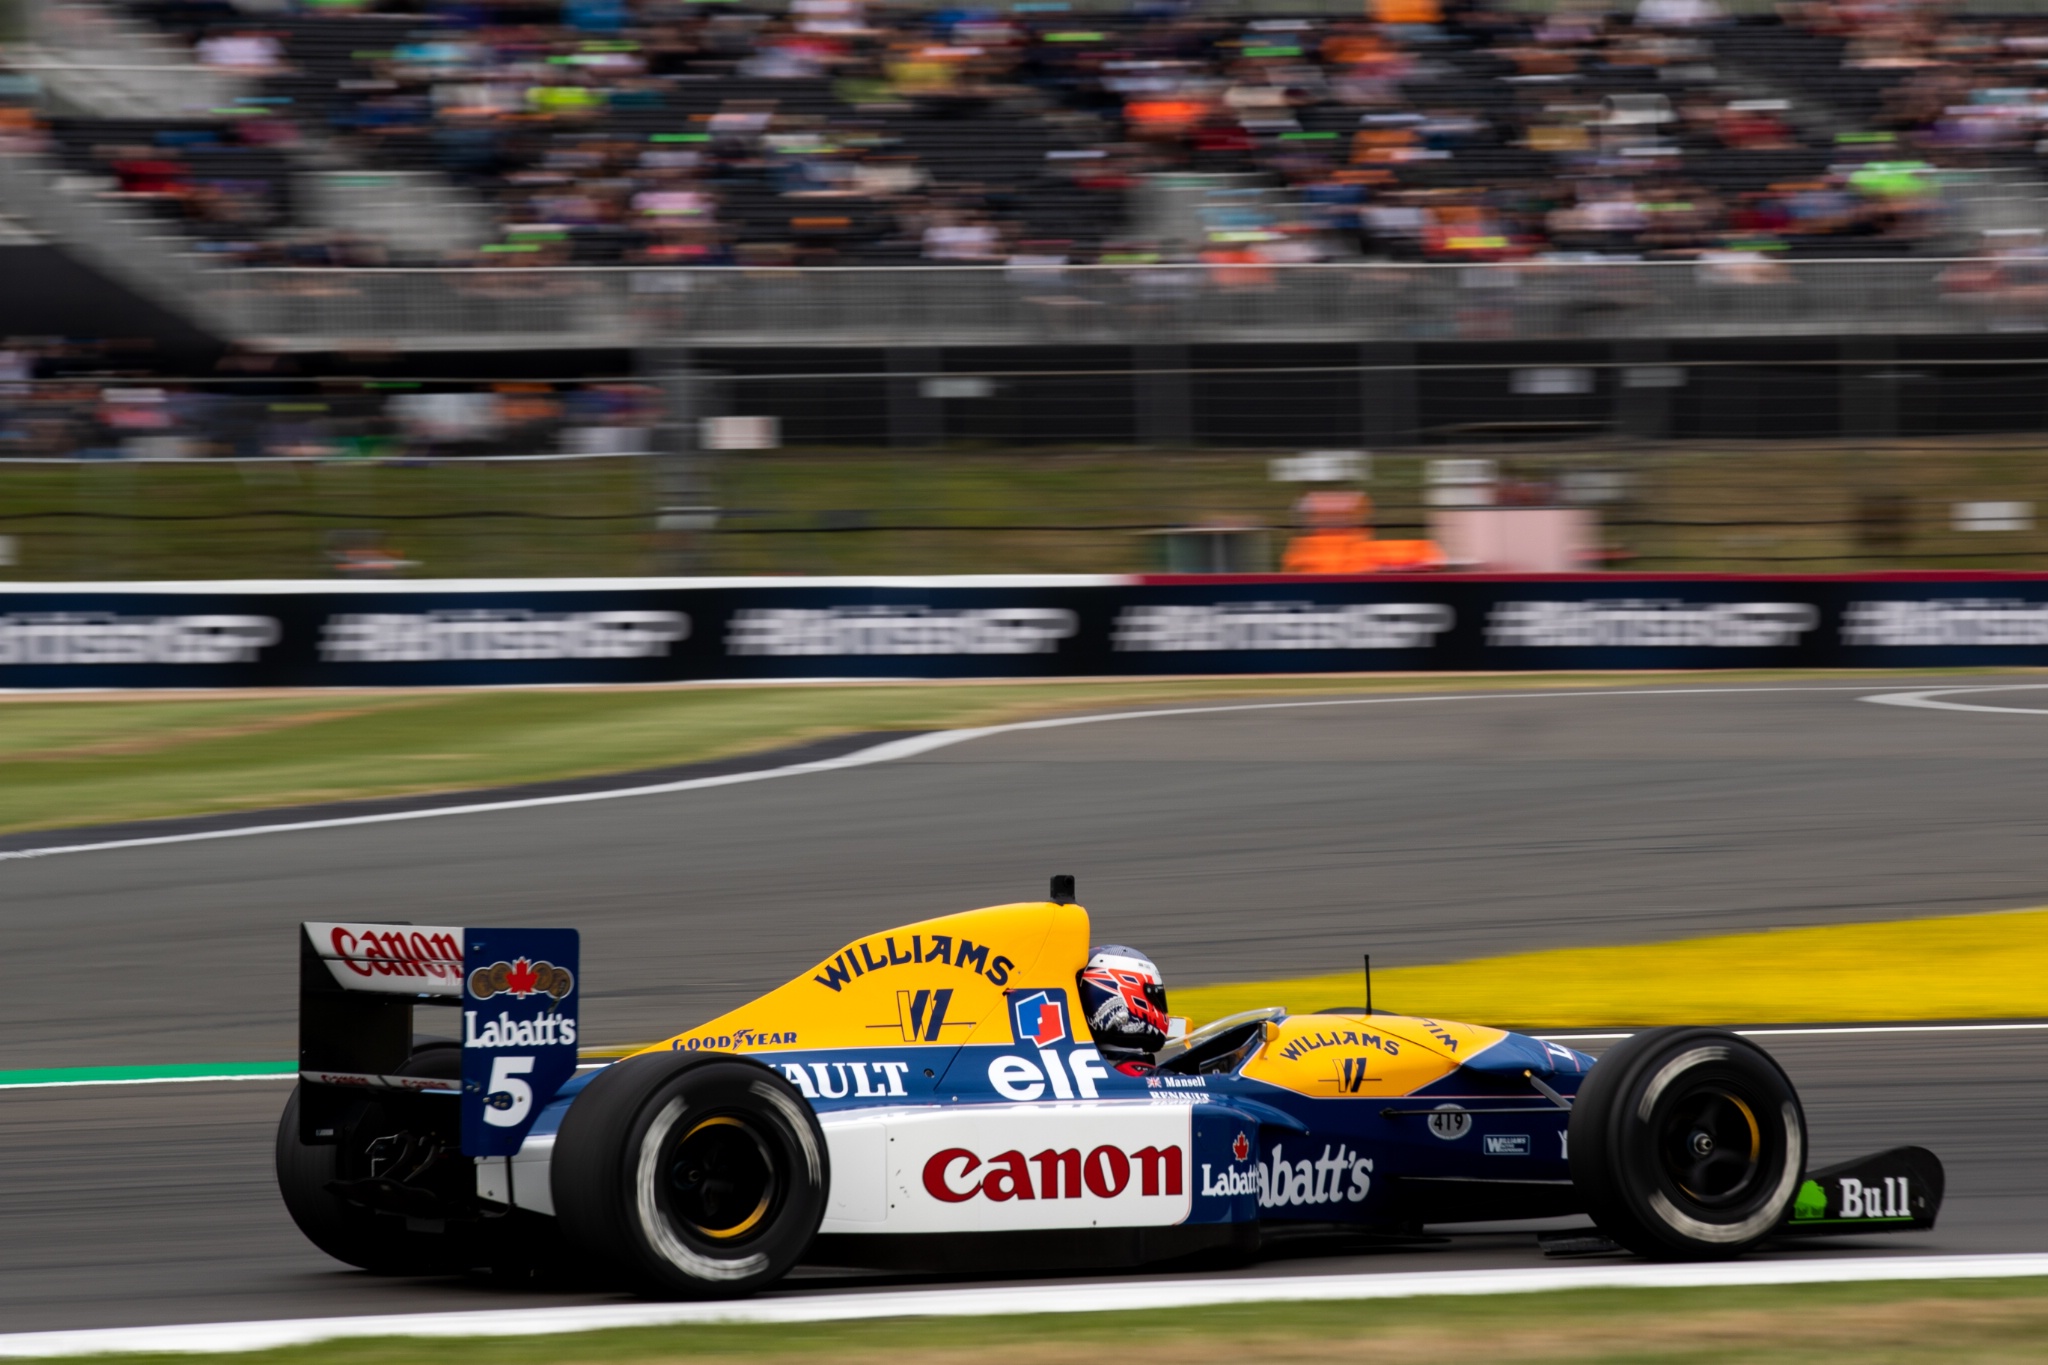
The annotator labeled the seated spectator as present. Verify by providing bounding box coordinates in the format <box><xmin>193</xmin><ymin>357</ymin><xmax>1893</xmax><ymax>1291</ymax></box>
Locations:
<box><xmin>70</xmin><ymin>0</ymin><xmax>2043</xmax><ymax>268</ymax></box>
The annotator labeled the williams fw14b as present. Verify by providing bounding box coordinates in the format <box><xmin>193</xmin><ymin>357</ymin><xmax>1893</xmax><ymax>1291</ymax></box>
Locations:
<box><xmin>280</xmin><ymin>885</ymin><xmax>1943</xmax><ymax>1295</ymax></box>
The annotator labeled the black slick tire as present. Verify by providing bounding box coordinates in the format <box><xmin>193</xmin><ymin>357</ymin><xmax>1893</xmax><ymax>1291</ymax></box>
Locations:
<box><xmin>1568</xmin><ymin>1026</ymin><xmax>1805</xmax><ymax>1259</ymax></box>
<box><xmin>275</xmin><ymin>1040</ymin><xmax>468</xmax><ymax>1274</ymax></box>
<box><xmin>550</xmin><ymin>1052</ymin><xmax>828</xmax><ymax>1298</ymax></box>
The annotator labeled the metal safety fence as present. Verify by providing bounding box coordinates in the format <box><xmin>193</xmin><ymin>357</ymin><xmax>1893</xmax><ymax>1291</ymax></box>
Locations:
<box><xmin>0</xmin><ymin>375</ymin><xmax>658</xmax><ymax>463</ymax></box>
<box><xmin>211</xmin><ymin>258</ymin><xmax>2048</xmax><ymax>353</ymax></box>
<box><xmin>11</xmin><ymin>433</ymin><xmax>2048</xmax><ymax>580</ymax></box>
<box><xmin>10</xmin><ymin>352</ymin><xmax>2048</xmax><ymax>581</ymax></box>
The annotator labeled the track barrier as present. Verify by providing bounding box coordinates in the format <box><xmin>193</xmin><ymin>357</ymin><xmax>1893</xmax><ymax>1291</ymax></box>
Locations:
<box><xmin>5</xmin><ymin>572</ymin><xmax>2048</xmax><ymax>687</ymax></box>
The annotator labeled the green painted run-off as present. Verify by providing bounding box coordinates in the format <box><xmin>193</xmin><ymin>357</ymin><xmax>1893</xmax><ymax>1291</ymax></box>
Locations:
<box><xmin>0</xmin><ymin>1061</ymin><xmax>296</xmax><ymax>1087</ymax></box>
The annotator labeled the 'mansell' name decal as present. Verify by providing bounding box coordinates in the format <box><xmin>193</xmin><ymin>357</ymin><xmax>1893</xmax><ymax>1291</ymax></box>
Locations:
<box><xmin>813</xmin><ymin>934</ymin><xmax>1015</xmax><ymax>991</ymax></box>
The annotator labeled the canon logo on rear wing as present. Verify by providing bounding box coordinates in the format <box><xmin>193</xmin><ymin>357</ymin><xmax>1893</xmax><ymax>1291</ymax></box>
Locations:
<box><xmin>305</xmin><ymin>922</ymin><xmax>465</xmax><ymax>997</ymax></box>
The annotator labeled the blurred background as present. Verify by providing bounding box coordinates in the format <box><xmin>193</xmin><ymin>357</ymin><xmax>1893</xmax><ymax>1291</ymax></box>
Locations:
<box><xmin>6</xmin><ymin>0</ymin><xmax>2048</xmax><ymax>578</ymax></box>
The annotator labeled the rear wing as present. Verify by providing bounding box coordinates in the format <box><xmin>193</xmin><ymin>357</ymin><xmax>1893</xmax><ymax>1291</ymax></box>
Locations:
<box><xmin>297</xmin><ymin>921</ymin><xmax>580</xmax><ymax>1157</ymax></box>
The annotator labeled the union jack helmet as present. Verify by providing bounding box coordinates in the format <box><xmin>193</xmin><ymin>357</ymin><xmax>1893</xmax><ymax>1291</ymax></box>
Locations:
<box><xmin>1078</xmin><ymin>945</ymin><xmax>1170</xmax><ymax>1060</ymax></box>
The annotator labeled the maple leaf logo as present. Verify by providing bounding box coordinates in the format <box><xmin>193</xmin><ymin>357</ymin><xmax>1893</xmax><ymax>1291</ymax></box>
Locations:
<box><xmin>1232</xmin><ymin>1131</ymin><xmax>1250</xmax><ymax>1163</ymax></box>
<box><xmin>505</xmin><ymin>958</ymin><xmax>540</xmax><ymax>997</ymax></box>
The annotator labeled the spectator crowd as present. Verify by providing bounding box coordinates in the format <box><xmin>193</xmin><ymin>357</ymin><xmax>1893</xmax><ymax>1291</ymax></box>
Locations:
<box><xmin>0</xmin><ymin>338</ymin><xmax>660</xmax><ymax>459</ymax></box>
<box><xmin>16</xmin><ymin>0</ymin><xmax>2048</xmax><ymax>267</ymax></box>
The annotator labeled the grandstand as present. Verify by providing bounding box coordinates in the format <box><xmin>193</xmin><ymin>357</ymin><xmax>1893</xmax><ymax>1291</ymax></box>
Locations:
<box><xmin>4</xmin><ymin>0</ymin><xmax>2048</xmax><ymax>575</ymax></box>
<box><xmin>8</xmin><ymin>0</ymin><xmax>2029</xmax><ymax>268</ymax></box>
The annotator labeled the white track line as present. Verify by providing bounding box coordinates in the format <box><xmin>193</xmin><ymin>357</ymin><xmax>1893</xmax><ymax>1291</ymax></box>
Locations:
<box><xmin>1866</xmin><ymin>684</ymin><xmax>2048</xmax><ymax>715</ymax></box>
<box><xmin>0</xmin><ymin>1061</ymin><xmax>611</xmax><ymax>1092</ymax></box>
<box><xmin>4</xmin><ymin>1255</ymin><xmax>2045</xmax><ymax>1357</ymax></box>
<box><xmin>1739</xmin><ymin>1022</ymin><xmax>2048</xmax><ymax>1037</ymax></box>
<box><xmin>0</xmin><ymin>685</ymin><xmax>1943</xmax><ymax>863</ymax></box>
<box><xmin>0</xmin><ymin>1073</ymin><xmax>294</xmax><ymax>1091</ymax></box>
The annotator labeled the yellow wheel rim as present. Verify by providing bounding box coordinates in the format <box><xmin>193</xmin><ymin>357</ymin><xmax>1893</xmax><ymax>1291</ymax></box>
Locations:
<box><xmin>674</xmin><ymin>1116</ymin><xmax>773</xmax><ymax>1240</ymax></box>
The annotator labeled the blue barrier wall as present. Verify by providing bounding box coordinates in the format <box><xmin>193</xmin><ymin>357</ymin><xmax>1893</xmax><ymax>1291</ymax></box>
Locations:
<box><xmin>3</xmin><ymin>573</ymin><xmax>2045</xmax><ymax>687</ymax></box>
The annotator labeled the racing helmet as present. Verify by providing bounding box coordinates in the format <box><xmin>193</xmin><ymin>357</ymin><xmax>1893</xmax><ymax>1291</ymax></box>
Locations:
<box><xmin>1077</xmin><ymin>945</ymin><xmax>1170</xmax><ymax>1060</ymax></box>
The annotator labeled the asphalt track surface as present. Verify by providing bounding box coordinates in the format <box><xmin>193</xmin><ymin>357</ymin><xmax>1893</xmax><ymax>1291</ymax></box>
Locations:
<box><xmin>5</xmin><ymin>678</ymin><xmax>2048</xmax><ymax>1332</ymax></box>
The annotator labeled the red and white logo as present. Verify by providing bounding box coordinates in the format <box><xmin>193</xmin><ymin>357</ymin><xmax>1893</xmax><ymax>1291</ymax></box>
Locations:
<box><xmin>923</xmin><ymin>1143</ymin><xmax>1184</xmax><ymax>1203</ymax></box>
<box><xmin>468</xmin><ymin>956</ymin><xmax>574</xmax><ymax>1002</ymax></box>
<box><xmin>1009</xmin><ymin>990</ymin><xmax>1069</xmax><ymax>1047</ymax></box>
<box><xmin>309</xmin><ymin>922</ymin><xmax>464</xmax><ymax>997</ymax></box>
<box><xmin>1232</xmin><ymin>1130</ymin><xmax>1251</xmax><ymax>1162</ymax></box>
<box><xmin>827</xmin><ymin>1107</ymin><xmax>1194</xmax><ymax>1234</ymax></box>
<box><xmin>330</xmin><ymin>925</ymin><xmax>460</xmax><ymax>977</ymax></box>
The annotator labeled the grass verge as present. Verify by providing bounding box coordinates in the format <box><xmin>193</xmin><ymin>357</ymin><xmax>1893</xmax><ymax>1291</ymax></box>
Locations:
<box><xmin>0</xmin><ymin>669</ymin><xmax>1975</xmax><ymax>837</ymax></box>
<box><xmin>0</xmin><ymin>458</ymin><xmax>653</xmax><ymax>581</ymax></box>
<box><xmin>1172</xmin><ymin>905</ymin><xmax>2048</xmax><ymax>1030</ymax></box>
<box><xmin>17</xmin><ymin>438</ymin><xmax>2048</xmax><ymax>578</ymax></box>
<box><xmin>31</xmin><ymin>1279</ymin><xmax>2048</xmax><ymax>1365</ymax></box>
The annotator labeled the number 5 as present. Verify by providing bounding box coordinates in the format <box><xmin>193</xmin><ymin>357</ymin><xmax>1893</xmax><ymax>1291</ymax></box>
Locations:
<box><xmin>483</xmin><ymin>1055</ymin><xmax>534</xmax><ymax>1127</ymax></box>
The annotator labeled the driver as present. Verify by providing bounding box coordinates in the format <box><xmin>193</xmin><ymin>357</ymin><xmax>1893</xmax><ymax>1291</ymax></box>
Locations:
<box><xmin>1077</xmin><ymin>945</ymin><xmax>1171</xmax><ymax>1072</ymax></box>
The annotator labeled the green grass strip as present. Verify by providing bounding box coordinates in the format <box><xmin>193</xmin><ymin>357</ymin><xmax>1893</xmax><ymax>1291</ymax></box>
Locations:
<box><xmin>0</xmin><ymin>1060</ymin><xmax>295</xmax><ymax>1088</ymax></box>
<box><xmin>23</xmin><ymin>1278</ymin><xmax>2048</xmax><ymax>1365</ymax></box>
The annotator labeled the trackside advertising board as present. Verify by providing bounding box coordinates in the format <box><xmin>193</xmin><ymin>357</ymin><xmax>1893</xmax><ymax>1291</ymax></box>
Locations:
<box><xmin>7</xmin><ymin>574</ymin><xmax>2048</xmax><ymax>685</ymax></box>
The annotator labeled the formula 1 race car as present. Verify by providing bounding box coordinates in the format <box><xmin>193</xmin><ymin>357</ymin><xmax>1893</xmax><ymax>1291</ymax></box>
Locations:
<box><xmin>278</xmin><ymin>884</ymin><xmax>1944</xmax><ymax>1296</ymax></box>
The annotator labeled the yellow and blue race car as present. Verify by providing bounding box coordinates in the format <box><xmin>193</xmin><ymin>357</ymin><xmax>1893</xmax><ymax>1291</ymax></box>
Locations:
<box><xmin>278</xmin><ymin>882</ymin><xmax>1944</xmax><ymax>1295</ymax></box>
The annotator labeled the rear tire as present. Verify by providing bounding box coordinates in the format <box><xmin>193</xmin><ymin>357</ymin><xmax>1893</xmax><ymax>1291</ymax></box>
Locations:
<box><xmin>276</xmin><ymin>1040</ymin><xmax>469</xmax><ymax>1274</ymax></box>
<box><xmin>551</xmin><ymin>1052</ymin><xmax>827</xmax><ymax>1297</ymax></box>
<box><xmin>1568</xmin><ymin>1027</ymin><xmax>1805</xmax><ymax>1259</ymax></box>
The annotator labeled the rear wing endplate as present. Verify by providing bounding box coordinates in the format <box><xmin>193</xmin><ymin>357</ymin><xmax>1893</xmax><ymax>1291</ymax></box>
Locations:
<box><xmin>297</xmin><ymin>921</ymin><xmax>579</xmax><ymax>1158</ymax></box>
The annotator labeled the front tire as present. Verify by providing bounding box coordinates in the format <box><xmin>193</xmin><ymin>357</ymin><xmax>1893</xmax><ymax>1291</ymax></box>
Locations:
<box><xmin>1569</xmin><ymin>1027</ymin><xmax>1805</xmax><ymax>1259</ymax></box>
<box><xmin>551</xmin><ymin>1052</ymin><xmax>827</xmax><ymax>1297</ymax></box>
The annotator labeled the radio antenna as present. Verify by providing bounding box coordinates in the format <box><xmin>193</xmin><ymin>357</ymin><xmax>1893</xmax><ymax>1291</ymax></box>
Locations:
<box><xmin>1364</xmin><ymin>954</ymin><xmax>1373</xmax><ymax>1015</ymax></box>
